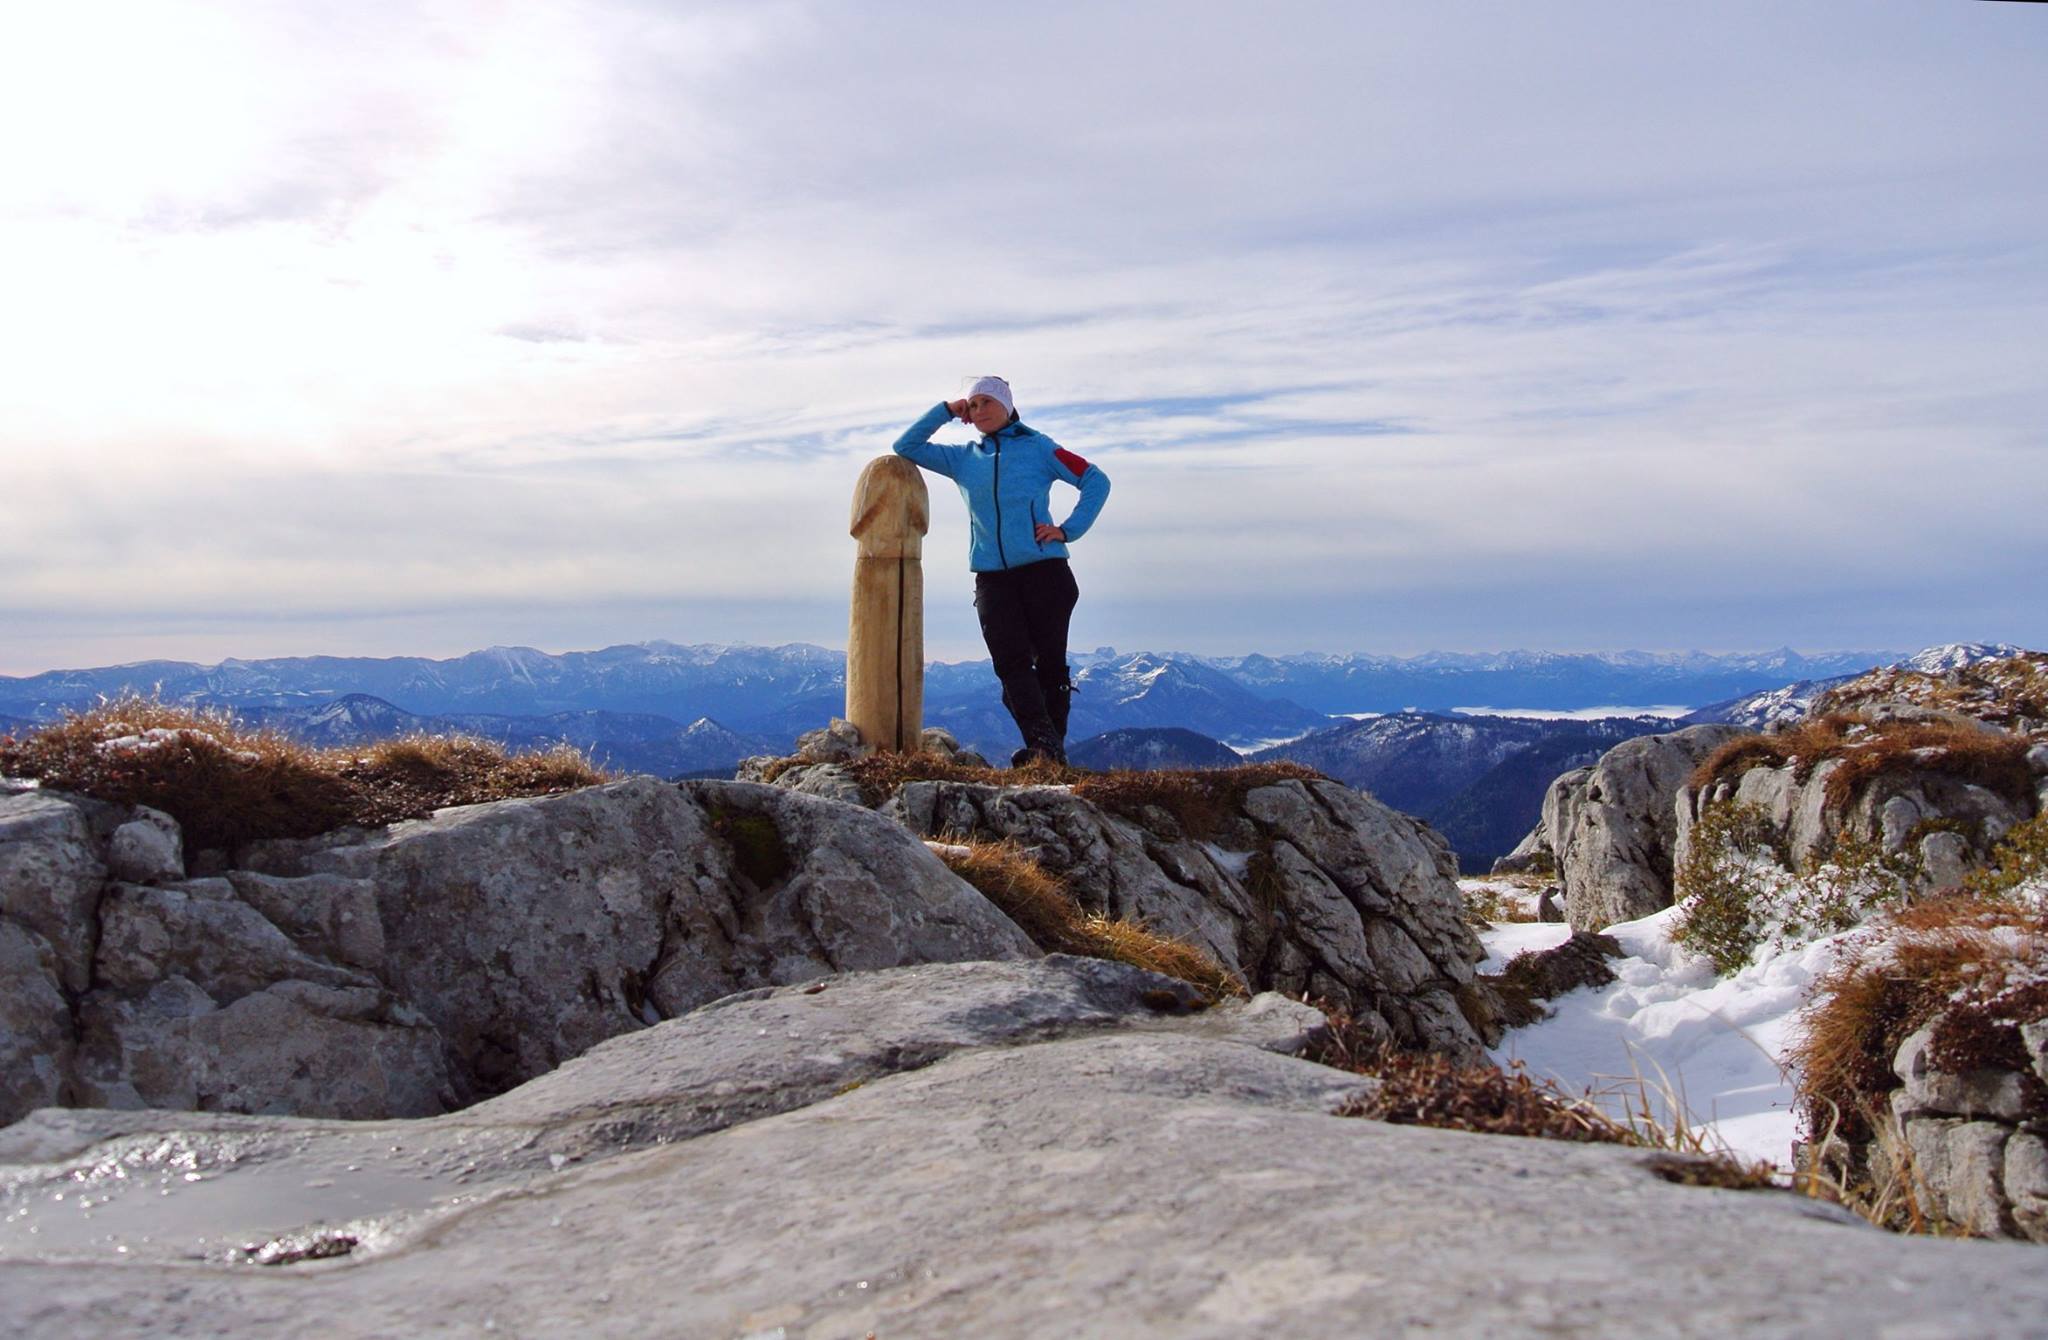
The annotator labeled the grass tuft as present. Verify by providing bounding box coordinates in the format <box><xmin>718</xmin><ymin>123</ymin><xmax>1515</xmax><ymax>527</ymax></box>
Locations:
<box><xmin>0</xmin><ymin>695</ymin><xmax>609</xmax><ymax>850</ymax></box>
<box><xmin>1790</xmin><ymin>890</ymin><xmax>2048</xmax><ymax>1146</ymax></box>
<box><xmin>933</xmin><ymin>837</ymin><xmax>1247</xmax><ymax>998</ymax></box>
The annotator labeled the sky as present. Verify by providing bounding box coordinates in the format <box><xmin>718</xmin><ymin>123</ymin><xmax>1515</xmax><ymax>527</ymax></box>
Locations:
<box><xmin>2</xmin><ymin>0</ymin><xmax>2044</xmax><ymax>674</ymax></box>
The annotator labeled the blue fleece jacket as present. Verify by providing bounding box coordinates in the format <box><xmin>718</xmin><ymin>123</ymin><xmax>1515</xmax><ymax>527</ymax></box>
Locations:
<box><xmin>892</xmin><ymin>402</ymin><xmax>1112</xmax><ymax>573</ymax></box>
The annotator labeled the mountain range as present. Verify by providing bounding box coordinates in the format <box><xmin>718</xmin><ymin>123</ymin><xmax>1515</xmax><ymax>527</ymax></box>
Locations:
<box><xmin>0</xmin><ymin>642</ymin><xmax>1894</xmax><ymax>742</ymax></box>
<box><xmin>1250</xmin><ymin>713</ymin><xmax>1676</xmax><ymax>871</ymax></box>
<box><xmin>10</xmin><ymin>640</ymin><xmax>2024</xmax><ymax>873</ymax></box>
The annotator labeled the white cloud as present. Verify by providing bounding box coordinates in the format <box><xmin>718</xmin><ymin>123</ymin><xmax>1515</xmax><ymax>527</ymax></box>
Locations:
<box><xmin>2</xmin><ymin>0</ymin><xmax>2044</xmax><ymax>673</ymax></box>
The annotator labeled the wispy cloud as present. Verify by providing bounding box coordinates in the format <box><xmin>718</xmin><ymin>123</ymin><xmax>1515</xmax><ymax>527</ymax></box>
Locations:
<box><xmin>1</xmin><ymin>1</ymin><xmax>2044</xmax><ymax>673</ymax></box>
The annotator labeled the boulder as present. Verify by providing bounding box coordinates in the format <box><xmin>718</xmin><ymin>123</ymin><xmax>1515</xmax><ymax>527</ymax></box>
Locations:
<box><xmin>104</xmin><ymin>807</ymin><xmax>182</xmax><ymax>885</ymax></box>
<box><xmin>1891</xmin><ymin>1022</ymin><xmax>2043</xmax><ymax>1122</ymax></box>
<box><xmin>1900</xmin><ymin>1116</ymin><xmax>2016</xmax><ymax>1238</ymax></box>
<box><xmin>2007</xmin><ymin>1133</ymin><xmax>2048</xmax><ymax>1245</ymax></box>
<box><xmin>1556</xmin><ymin>725</ymin><xmax>1747</xmax><ymax>931</ymax></box>
<box><xmin>2</xmin><ymin>774</ymin><xmax>1040</xmax><ymax>1125</ymax></box>
<box><xmin>7</xmin><ymin>958</ymin><xmax>2048</xmax><ymax>1339</ymax></box>
<box><xmin>0</xmin><ymin>791</ymin><xmax>109</xmax><ymax>992</ymax></box>
<box><xmin>1489</xmin><ymin>818</ymin><xmax>1554</xmax><ymax>876</ymax></box>
<box><xmin>0</xmin><ymin>920</ymin><xmax>71</xmax><ymax>1121</ymax></box>
<box><xmin>244</xmin><ymin>776</ymin><xmax>1036</xmax><ymax>1102</ymax></box>
<box><xmin>877</xmin><ymin>774</ymin><xmax>1490</xmax><ymax>1057</ymax></box>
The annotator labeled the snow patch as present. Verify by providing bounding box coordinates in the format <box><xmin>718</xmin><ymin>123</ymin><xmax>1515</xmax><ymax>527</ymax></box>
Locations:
<box><xmin>1201</xmin><ymin>843</ymin><xmax>1253</xmax><ymax>878</ymax></box>
<box><xmin>1483</xmin><ymin>908</ymin><xmax>1856</xmax><ymax>1171</ymax></box>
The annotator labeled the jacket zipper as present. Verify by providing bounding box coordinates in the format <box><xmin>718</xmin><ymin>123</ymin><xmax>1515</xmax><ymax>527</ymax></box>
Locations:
<box><xmin>992</xmin><ymin>434</ymin><xmax>1007</xmax><ymax>568</ymax></box>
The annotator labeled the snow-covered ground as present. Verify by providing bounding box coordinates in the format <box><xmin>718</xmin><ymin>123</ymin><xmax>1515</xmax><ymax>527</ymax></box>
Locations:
<box><xmin>1477</xmin><ymin>905</ymin><xmax>1851</xmax><ymax>1172</ymax></box>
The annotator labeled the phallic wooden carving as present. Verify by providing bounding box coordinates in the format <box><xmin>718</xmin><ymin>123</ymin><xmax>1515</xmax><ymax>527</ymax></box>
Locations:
<box><xmin>846</xmin><ymin>457</ymin><xmax>930</xmax><ymax>753</ymax></box>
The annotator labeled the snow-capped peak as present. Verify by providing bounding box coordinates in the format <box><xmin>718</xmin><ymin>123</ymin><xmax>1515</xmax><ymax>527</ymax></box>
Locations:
<box><xmin>1903</xmin><ymin>643</ymin><xmax>2028</xmax><ymax>674</ymax></box>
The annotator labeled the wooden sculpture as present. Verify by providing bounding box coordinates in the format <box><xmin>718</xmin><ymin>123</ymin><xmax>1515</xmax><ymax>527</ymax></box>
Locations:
<box><xmin>846</xmin><ymin>456</ymin><xmax>930</xmax><ymax>753</ymax></box>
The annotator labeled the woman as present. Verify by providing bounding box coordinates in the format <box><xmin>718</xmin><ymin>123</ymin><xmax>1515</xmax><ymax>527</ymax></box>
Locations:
<box><xmin>893</xmin><ymin>376</ymin><xmax>1111</xmax><ymax>766</ymax></box>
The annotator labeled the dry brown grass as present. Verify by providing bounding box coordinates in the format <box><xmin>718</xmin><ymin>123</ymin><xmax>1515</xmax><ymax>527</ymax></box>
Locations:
<box><xmin>0</xmin><ymin>696</ymin><xmax>608</xmax><ymax>850</ymax></box>
<box><xmin>1689</xmin><ymin>713</ymin><xmax>2033</xmax><ymax>812</ymax></box>
<box><xmin>1791</xmin><ymin>892</ymin><xmax>2047</xmax><ymax>1144</ymax></box>
<box><xmin>1072</xmin><ymin>761</ymin><xmax>1325</xmax><ymax>841</ymax></box>
<box><xmin>842</xmin><ymin>753</ymin><xmax>1327</xmax><ymax>842</ymax></box>
<box><xmin>1334</xmin><ymin>1050</ymin><xmax>1643</xmax><ymax>1144</ymax></box>
<box><xmin>1304</xmin><ymin>1002</ymin><xmax>1777</xmax><ymax>1188</ymax></box>
<box><xmin>933</xmin><ymin>837</ymin><xmax>1247</xmax><ymax>998</ymax></box>
<box><xmin>1793</xmin><ymin>1100</ymin><xmax>1966</xmax><ymax>1236</ymax></box>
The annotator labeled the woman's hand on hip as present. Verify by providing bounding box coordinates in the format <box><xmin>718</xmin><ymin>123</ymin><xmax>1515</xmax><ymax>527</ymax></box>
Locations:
<box><xmin>1034</xmin><ymin>522</ymin><xmax>1067</xmax><ymax>543</ymax></box>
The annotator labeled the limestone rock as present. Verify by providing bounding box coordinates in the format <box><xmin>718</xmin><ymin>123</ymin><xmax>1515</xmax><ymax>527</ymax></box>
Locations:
<box><xmin>6</xmin><ymin>958</ymin><xmax>2048</xmax><ymax>1339</ymax></box>
<box><xmin>1490</xmin><ymin>819</ymin><xmax>1554</xmax><ymax>875</ymax></box>
<box><xmin>222</xmin><ymin>870</ymin><xmax>385</xmax><ymax>972</ymax></box>
<box><xmin>1917</xmin><ymin>829</ymin><xmax>1972</xmax><ymax>890</ymax></box>
<box><xmin>1558</xmin><ymin>725</ymin><xmax>1747</xmax><ymax>931</ymax></box>
<box><xmin>792</xmin><ymin>716</ymin><xmax>867</xmax><ymax>762</ymax></box>
<box><xmin>1892</xmin><ymin>1022</ymin><xmax>2042</xmax><ymax>1122</ymax></box>
<box><xmin>2006</xmin><ymin>1132</ymin><xmax>2048</xmax><ymax>1245</ymax></box>
<box><xmin>2023</xmin><ymin>1018</ymin><xmax>2048</xmax><ymax>1089</ymax></box>
<box><xmin>250</xmin><ymin>776</ymin><xmax>1035</xmax><ymax>1103</ymax></box>
<box><xmin>93</xmin><ymin>879</ymin><xmax>375</xmax><ymax>1001</ymax></box>
<box><xmin>880</xmin><ymin>774</ymin><xmax>1490</xmax><ymax>1057</ymax></box>
<box><xmin>1677</xmin><ymin>734</ymin><xmax>2033</xmax><ymax>887</ymax></box>
<box><xmin>76</xmin><ymin>978</ymin><xmax>450</xmax><ymax>1119</ymax></box>
<box><xmin>1901</xmin><ymin>1117</ymin><xmax>2015</xmax><ymax>1238</ymax></box>
<box><xmin>0</xmin><ymin>791</ymin><xmax>108</xmax><ymax>992</ymax></box>
<box><xmin>1</xmin><ymin>773</ymin><xmax>1048</xmax><ymax>1127</ymax></box>
<box><xmin>104</xmin><ymin>807</ymin><xmax>182</xmax><ymax>885</ymax></box>
<box><xmin>0</xmin><ymin>920</ymin><xmax>71</xmax><ymax>1123</ymax></box>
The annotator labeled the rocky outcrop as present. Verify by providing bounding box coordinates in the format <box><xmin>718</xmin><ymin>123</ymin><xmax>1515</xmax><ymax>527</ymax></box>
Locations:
<box><xmin>1491</xmin><ymin>764</ymin><xmax>1588</xmax><ymax>875</ymax></box>
<box><xmin>0</xmin><ymin>776</ymin><xmax>1036</xmax><ymax>1126</ymax></box>
<box><xmin>860</xmin><ymin>773</ymin><xmax>1491</xmax><ymax>1057</ymax></box>
<box><xmin>7</xmin><ymin>956</ymin><xmax>2048</xmax><ymax>1339</ymax></box>
<box><xmin>1880</xmin><ymin>1013</ymin><xmax>2048</xmax><ymax>1242</ymax></box>
<box><xmin>1676</xmin><ymin>742</ymin><xmax>2042</xmax><ymax>885</ymax></box>
<box><xmin>1515</xmin><ymin>727</ymin><xmax>1746</xmax><ymax>931</ymax></box>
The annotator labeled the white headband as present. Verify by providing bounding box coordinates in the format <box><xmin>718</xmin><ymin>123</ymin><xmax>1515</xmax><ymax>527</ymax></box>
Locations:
<box><xmin>963</xmin><ymin>375</ymin><xmax>1015</xmax><ymax>415</ymax></box>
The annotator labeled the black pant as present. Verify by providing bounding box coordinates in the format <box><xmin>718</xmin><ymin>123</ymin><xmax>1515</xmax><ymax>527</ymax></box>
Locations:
<box><xmin>974</xmin><ymin>558</ymin><xmax>1078</xmax><ymax>754</ymax></box>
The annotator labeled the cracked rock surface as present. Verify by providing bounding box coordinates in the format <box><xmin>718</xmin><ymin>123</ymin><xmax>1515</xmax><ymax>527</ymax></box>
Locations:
<box><xmin>5</xmin><ymin>957</ymin><xmax>2047</xmax><ymax>1339</ymax></box>
<box><xmin>870</xmin><ymin>774</ymin><xmax>1491</xmax><ymax>1058</ymax></box>
<box><xmin>0</xmin><ymin>777</ymin><xmax>1036</xmax><ymax>1124</ymax></box>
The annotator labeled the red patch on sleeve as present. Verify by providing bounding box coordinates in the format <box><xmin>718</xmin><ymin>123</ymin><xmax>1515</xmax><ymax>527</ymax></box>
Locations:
<box><xmin>1054</xmin><ymin>447</ymin><xmax>1091</xmax><ymax>478</ymax></box>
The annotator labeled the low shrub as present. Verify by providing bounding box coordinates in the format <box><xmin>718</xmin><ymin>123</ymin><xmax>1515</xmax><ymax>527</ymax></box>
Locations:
<box><xmin>1963</xmin><ymin>811</ymin><xmax>2048</xmax><ymax>900</ymax></box>
<box><xmin>1670</xmin><ymin>802</ymin><xmax>1794</xmax><ymax>973</ymax></box>
<box><xmin>933</xmin><ymin>838</ymin><xmax>1247</xmax><ymax>998</ymax></box>
<box><xmin>0</xmin><ymin>696</ymin><xmax>608</xmax><ymax>850</ymax></box>
<box><xmin>1461</xmin><ymin>880</ymin><xmax>1539</xmax><ymax>928</ymax></box>
<box><xmin>1671</xmin><ymin>801</ymin><xmax>1916</xmax><ymax>974</ymax></box>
